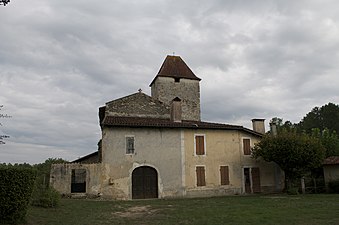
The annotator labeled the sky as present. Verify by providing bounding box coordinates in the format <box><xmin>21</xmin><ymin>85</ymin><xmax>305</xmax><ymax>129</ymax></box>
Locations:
<box><xmin>1</xmin><ymin>0</ymin><xmax>339</xmax><ymax>164</ymax></box>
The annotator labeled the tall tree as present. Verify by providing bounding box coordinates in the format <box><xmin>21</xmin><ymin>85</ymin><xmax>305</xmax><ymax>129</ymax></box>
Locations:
<box><xmin>311</xmin><ymin>128</ymin><xmax>339</xmax><ymax>157</ymax></box>
<box><xmin>252</xmin><ymin>132</ymin><xmax>325</xmax><ymax>190</ymax></box>
<box><xmin>270</xmin><ymin>117</ymin><xmax>296</xmax><ymax>134</ymax></box>
<box><xmin>297</xmin><ymin>102</ymin><xmax>339</xmax><ymax>134</ymax></box>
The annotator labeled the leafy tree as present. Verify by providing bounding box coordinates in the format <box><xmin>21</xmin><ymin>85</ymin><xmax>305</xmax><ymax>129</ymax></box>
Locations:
<box><xmin>252</xmin><ymin>132</ymin><xmax>325</xmax><ymax>190</ymax></box>
<box><xmin>31</xmin><ymin>158</ymin><xmax>67</xmax><ymax>208</ymax></box>
<box><xmin>33</xmin><ymin>158</ymin><xmax>68</xmax><ymax>188</ymax></box>
<box><xmin>269</xmin><ymin>117</ymin><xmax>296</xmax><ymax>134</ymax></box>
<box><xmin>297</xmin><ymin>102</ymin><xmax>339</xmax><ymax>135</ymax></box>
<box><xmin>311</xmin><ymin>128</ymin><xmax>339</xmax><ymax>157</ymax></box>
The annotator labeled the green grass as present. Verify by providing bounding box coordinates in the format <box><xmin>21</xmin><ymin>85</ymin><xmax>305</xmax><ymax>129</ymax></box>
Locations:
<box><xmin>25</xmin><ymin>194</ymin><xmax>339</xmax><ymax>225</ymax></box>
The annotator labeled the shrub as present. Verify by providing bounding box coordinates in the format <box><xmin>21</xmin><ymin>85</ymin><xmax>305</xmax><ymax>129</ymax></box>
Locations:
<box><xmin>287</xmin><ymin>187</ymin><xmax>299</xmax><ymax>195</ymax></box>
<box><xmin>0</xmin><ymin>166</ymin><xmax>36</xmax><ymax>224</ymax></box>
<box><xmin>328</xmin><ymin>180</ymin><xmax>339</xmax><ymax>193</ymax></box>
<box><xmin>31</xmin><ymin>186</ymin><xmax>60</xmax><ymax>208</ymax></box>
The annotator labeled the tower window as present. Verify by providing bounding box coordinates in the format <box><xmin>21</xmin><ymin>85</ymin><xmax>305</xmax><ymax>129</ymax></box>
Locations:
<box><xmin>174</xmin><ymin>77</ymin><xmax>180</xmax><ymax>83</ymax></box>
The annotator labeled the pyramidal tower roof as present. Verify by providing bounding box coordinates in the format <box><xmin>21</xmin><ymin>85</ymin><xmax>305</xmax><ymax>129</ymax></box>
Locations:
<box><xmin>150</xmin><ymin>55</ymin><xmax>201</xmax><ymax>86</ymax></box>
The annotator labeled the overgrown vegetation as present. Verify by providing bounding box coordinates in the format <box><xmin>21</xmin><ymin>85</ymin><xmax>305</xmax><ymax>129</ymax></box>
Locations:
<box><xmin>270</xmin><ymin>102</ymin><xmax>339</xmax><ymax>157</ymax></box>
<box><xmin>328</xmin><ymin>180</ymin><xmax>339</xmax><ymax>193</ymax></box>
<box><xmin>0</xmin><ymin>158</ymin><xmax>66</xmax><ymax>224</ymax></box>
<box><xmin>25</xmin><ymin>195</ymin><xmax>339</xmax><ymax>225</ymax></box>
<box><xmin>0</xmin><ymin>165</ymin><xmax>36</xmax><ymax>225</ymax></box>
<box><xmin>252</xmin><ymin>132</ymin><xmax>325</xmax><ymax>191</ymax></box>
<box><xmin>30</xmin><ymin>158</ymin><xmax>66</xmax><ymax>208</ymax></box>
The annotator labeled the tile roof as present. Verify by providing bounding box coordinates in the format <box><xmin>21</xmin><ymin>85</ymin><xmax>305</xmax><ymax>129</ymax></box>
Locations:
<box><xmin>102</xmin><ymin>116</ymin><xmax>262</xmax><ymax>136</ymax></box>
<box><xmin>72</xmin><ymin>151</ymin><xmax>98</xmax><ymax>163</ymax></box>
<box><xmin>150</xmin><ymin>55</ymin><xmax>201</xmax><ymax>86</ymax></box>
<box><xmin>323</xmin><ymin>156</ymin><xmax>339</xmax><ymax>165</ymax></box>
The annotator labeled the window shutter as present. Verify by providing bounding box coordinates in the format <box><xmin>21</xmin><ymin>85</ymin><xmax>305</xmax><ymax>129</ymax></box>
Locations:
<box><xmin>196</xmin><ymin>166</ymin><xmax>206</xmax><ymax>186</ymax></box>
<box><xmin>243</xmin><ymin>138</ymin><xmax>251</xmax><ymax>155</ymax></box>
<box><xmin>220</xmin><ymin>166</ymin><xmax>229</xmax><ymax>185</ymax></box>
<box><xmin>195</xmin><ymin>136</ymin><xmax>205</xmax><ymax>155</ymax></box>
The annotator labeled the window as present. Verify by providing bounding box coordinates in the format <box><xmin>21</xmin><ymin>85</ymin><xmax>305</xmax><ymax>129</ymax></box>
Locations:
<box><xmin>195</xmin><ymin>135</ymin><xmax>205</xmax><ymax>155</ymax></box>
<box><xmin>220</xmin><ymin>166</ymin><xmax>230</xmax><ymax>185</ymax></box>
<box><xmin>126</xmin><ymin>136</ymin><xmax>135</xmax><ymax>154</ymax></box>
<box><xmin>243</xmin><ymin>138</ymin><xmax>251</xmax><ymax>155</ymax></box>
<box><xmin>196</xmin><ymin>166</ymin><xmax>206</xmax><ymax>186</ymax></box>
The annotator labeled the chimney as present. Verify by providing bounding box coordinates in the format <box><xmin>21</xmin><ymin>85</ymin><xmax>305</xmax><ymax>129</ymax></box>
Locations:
<box><xmin>171</xmin><ymin>97</ymin><xmax>182</xmax><ymax>122</ymax></box>
<box><xmin>270</xmin><ymin>121</ymin><xmax>278</xmax><ymax>136</ymax></box>
<box><xmin>252</xmin><ymin>119</ymin><xmax>265</xmax><ymax>134</ymax></box>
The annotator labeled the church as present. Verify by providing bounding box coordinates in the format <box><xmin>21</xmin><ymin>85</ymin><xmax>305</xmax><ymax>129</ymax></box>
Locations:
<box><xmin>50</xmin><ymin>55</ymin><xmax>283</xmax><ymax>199</ymax></box>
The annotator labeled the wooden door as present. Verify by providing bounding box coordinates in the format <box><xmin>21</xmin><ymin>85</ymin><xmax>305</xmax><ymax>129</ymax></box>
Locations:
<box><xmin>132</xmin><ymin>166</ymin><xmax>158</xmax><ymax>199</ymax></box>
<box><xmin>251</xmin><ymin>167</ymin><xmax>261</xmax><ymax>193</ymax></box>
<box><xmin>244</xmin><ymin>168</ymin><xmax>251</xmax><ymax>193</ymax></box>
<box><xmin>243</xmin><ymin>167</ymin><xmax>261</xmax><ymax>194</ymax></box>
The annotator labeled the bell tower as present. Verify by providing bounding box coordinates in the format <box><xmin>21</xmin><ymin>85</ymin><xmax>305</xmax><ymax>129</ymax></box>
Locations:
<box><xmin>150</xmin><ymin>55</ymin><xmax>201</xmax><ymax>121</ymax></box>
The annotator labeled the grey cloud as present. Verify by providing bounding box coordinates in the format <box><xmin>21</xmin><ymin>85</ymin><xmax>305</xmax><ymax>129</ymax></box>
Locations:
<box><xmin>1</xmin><ymin>0</ymin><xmax>339</xmax><ymax>163</ymax></box>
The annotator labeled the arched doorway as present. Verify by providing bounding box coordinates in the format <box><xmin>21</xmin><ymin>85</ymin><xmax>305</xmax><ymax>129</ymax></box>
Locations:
<box><xmin>132</xmin><ymin>166</ymin><xmax>158</xmax><ymax>199</ymax></box>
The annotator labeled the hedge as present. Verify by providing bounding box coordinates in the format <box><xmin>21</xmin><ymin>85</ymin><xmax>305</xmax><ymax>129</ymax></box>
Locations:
<box><xmin>0</xmin><ymin>166</ymin><xmax>36</xmax><ymax>224</ymax></box>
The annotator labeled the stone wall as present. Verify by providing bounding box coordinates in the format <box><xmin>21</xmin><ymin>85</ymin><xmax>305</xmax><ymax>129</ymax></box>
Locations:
<box><xmin>101</xmin><ymin>126</ymin><xmax>184</xmax><ymax>199</ymax></box>
<box><xmin>105</xmin><ymin>92</ymin><xmax>170</xmax><ymax>119</ymax></box>
<box><xmin>151</xmin><ymin>77</ymin><xmax>201</xmax><ymax>121</ymax></box>
<box><xmin>50</xmin><ymin>163</ymin><xmax>102</xmax><ymax>197</ymax></box>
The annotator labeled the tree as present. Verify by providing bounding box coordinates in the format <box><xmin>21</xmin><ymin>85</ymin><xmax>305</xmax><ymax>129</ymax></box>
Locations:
<box><xmin>297</xmin><ymin>102</ymin><xmax>339</xmax><ymax>135</ymax></box>
<box><xmin>0</xmin><ymin>105</ymin><xmax>11</xmax><ymax>144</ymax></box>
<box><xmin>269</xmin><ymin>117</ymin><xmax>296</xmax><ymax>134</ymax></box>
<box><xmin>31</xmin><ymin>158</ymin><xmax>67</xmax><ymax>208</ymax></box>
<box><xmin>311</xmin><ymin>128</ymin><xmax>339</xmax><ymax>157</ymax></box>
<box><xmin>252</xmin><ymin>132</ymin><xmax>325</xmax><ymax>190</ymax></box>
<box><xmin>33</xmin><ymin>158</ymin><xmax>68</xmax><ymax>188</ymax></box>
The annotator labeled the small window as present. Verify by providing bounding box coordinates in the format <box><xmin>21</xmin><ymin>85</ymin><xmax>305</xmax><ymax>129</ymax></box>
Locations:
<box><xmin>243</xmin><ymin>138</ymin><xmax>251</xmax><ymax>155</ymax></box>
<box><xmin>126</xmin><ymin>136</ymin><xmax>135</xmax><ymax>154</ymax></box>
<box><xmin>220</xmin><ymin>166</ymin><xmax>230</xmax><ymax>185</ymax></box>
<box><xmin>174</xmin><ymin>77</ymin><xmax>180</xmax><ymax>83</ymax></box>
<box><xmin>195</xmin><ymin>135</ymin><xmax>205</xmax><ymax>155</ymax></box>
<box><xmin>196</xmin><ymin>166</ymin><xmax>206</xmax><ymax>186</ymax></box>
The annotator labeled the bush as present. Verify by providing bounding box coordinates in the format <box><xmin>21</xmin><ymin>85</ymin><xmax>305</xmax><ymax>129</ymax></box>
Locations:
<box><xmin>328</xmin><ymin>180</ymin><xmax>339</xmax><ymax>193</ymax></box>
<box><xmin>287</xmin><ymin>187</ymin><xmax>299</xmax><ymax>195</ymax></box>
<box><xmin>0</xmin><ymin>166</ymin><xmax>36</xmax><ymax>224</ymax></box>
<box><xmin>31</xmin><ymin>186</ymin><xmax>60</xmax><ymax>208</ymax></box>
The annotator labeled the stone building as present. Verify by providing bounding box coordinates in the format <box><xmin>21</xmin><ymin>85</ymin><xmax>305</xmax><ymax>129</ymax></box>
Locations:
<box><xmin>50</xmin><ymin>55</ymin><xmax>284</xmax><ymax>199</ymax></box>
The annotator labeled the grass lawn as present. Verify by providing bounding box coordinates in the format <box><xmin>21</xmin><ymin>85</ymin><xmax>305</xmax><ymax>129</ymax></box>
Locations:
<box><xmin>26</xmin><ymin>194</ymin><xmax>339</xmax><ymax>225</ymax></box>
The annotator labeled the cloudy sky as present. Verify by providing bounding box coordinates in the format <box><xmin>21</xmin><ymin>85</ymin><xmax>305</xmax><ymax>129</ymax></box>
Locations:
<box><xmin>1</xmin><ymin>0</ymin><xmax>339</xmax><ymax>164</ymax></box>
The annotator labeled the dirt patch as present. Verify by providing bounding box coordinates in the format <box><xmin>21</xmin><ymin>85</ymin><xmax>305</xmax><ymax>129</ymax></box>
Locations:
<box><xmin>113</xmin><ymin>205</ymin><xmax>159</xmax><ymax>218</ymax></box>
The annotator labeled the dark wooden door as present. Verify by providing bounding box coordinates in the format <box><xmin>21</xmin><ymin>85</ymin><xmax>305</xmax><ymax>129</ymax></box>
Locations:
<box><xmin>251</xmin><ymin>167</ymin><xmax>261</xmax><ymax>193</ymax></box>
<box><xmin>244</xmin><ymin>168</ymin><xmax>251</xmax><ymax>193</ymax></box>
<box><xmin>132</xmin><ymin>166</ymin><xmax>158</xmax><ymax>199</ymax></box>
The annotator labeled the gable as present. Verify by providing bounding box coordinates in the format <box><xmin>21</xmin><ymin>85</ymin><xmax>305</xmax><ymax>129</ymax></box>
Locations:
<box><xmin>105</xmin><ymin>92</ymin><xmax>170</xmax><ymax>119</ymax></box>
